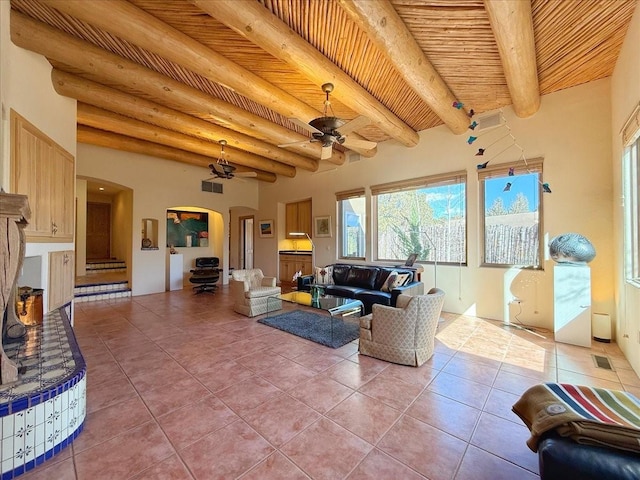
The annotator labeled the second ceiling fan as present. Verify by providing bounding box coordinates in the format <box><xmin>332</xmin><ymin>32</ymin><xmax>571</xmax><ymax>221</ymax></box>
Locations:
<box><xmin>280</xmin><ymin>83</ymin><xmax>377</xmax><ymax>160</ymax></box>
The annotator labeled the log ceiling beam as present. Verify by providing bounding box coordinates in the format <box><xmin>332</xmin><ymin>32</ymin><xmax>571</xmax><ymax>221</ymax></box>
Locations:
<box><xmin>39</xmin><ymin>0</ymin><xmax>375</xmax><ymax>159</ymax></box>
<box><xmin>77</xmin><ymin>125</ymin><xmax>277</xmax><ymax>183</ymax></box>
<box><xmin>337</xmin><ymin>0</ymin><xmax>470</xmax><ymax>135</ymax></box>
<box><xmin>51</xmin><ymin>70</ymin><xmax>318</xmax><ymax>172</ymax></box>
<box><xmin>77</xmin><ymin>103</ymin><xmax>296</xmax><ymax>178</ymax></box>
<box><xmin>483</xmin><ymin>0</ymin><xmax>540</xmax><ymax>118</ymax></box>
<box><xmin>10</xmin><ymin>11</ymin><xmax>346</xmax><ymax>166</ymax></box>
<box><xmin>191</xmin><ymin>0</ymin><xmax>419</xmax><ymax>148</ymax></box>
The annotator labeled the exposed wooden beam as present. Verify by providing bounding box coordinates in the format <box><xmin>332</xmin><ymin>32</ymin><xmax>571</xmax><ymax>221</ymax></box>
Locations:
<box><xmin>337</xmin><ymin>0</ymin><xmax>470</xmax><ymax>134</ymax></box>
<box><xmin>10</xmin><ymin>11</ymin><xmax>344</xmax><ymax>165</ymax></box>
<box><xmin>483</xmin><ymin>0</ymin><xmax>540</xmax><ymax>118</ymax></box>
<box><xmin>51</xmin><ymin>69</ymin><xmax>318</xmax><ymax>172</ymax></box>
<box><xmin>191</xmin><ymin>0</ymin><xmax>419</xmax><ymax>148</ymax></box>
<box><xmin>77</xmin><ymin>103</ymin><xmax>296</xmax><ymax>177</ymax></box>
<box><xmin>40</xmin><ymin>0</ymin><xmax>375</xmax><ymax>158</ymax></box>
<box><xmin>77</xmin><ymin>125</ymin><xmax>277</xmax><ymax>183</ymax></box>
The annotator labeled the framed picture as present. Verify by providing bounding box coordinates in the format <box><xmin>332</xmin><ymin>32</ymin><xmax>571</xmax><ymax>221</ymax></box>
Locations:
<box><xmin>314</xmin><ymin>216</ymin><xmax>332</xmax><ymax>237</ymax></box>
<box><xmin>166</xmin><ymin>209</ymin><xmax>208</xmax><ymax>247</ymax></box>
<box><xmin>259</xmin><ymin>219</ymin><xmax>274</xmax><ymax>238</ymax></box>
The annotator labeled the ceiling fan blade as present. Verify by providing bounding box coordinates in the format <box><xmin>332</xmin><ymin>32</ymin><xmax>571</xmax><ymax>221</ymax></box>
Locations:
<box><xmin>288</xmin><ymin>117</ymin><xmax>323</xmax><ymax>135</ymax></box>
<box><xmin>341</xmin><ymin>137</ymin><xmax>378</xmax><ymax>150</ymax></box>
<box><xmin>236</xmin><ymin>171</ymin><xmax>258</xmax><ymax>177</ymax></box>
<box><xmin>339</xmin><ymin>116</ymin><xmax>371</xmax><ymax>135</ymax></box>
<box><xmin>320</xmin><ymin>145</ymin><xmax>333</xmax><ymax>160</ymax></box>
<box><xmin>278</xmin><ymin>139</ymin><xmax>312</xmax><ymax>148</ymax></box>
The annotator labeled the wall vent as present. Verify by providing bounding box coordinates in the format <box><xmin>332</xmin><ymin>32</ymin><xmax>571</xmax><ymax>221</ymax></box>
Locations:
<box><xmin>477</xmin><ymin>112</ymin><xmax>503</xmax><ymax>131</ymax></box>
<box><xmin>201</xmin><ymin>180</ymin><xmax>223</xmax><ymax>194</ymax></box>
<box><xmin>348</xmin><ymin>152</ymin><xmax>361</xmax><ymax>163</ymax></box>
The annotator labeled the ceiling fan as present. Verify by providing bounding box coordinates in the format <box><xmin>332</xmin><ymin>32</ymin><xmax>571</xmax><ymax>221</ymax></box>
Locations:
<box><xmin>207</xmin><ymin>140</ymin><xmax>256</xmax><ymax>180</ymax></box>
<box><xmin>279</xmin><ymin>83</ymin><xmax>377</xmax><ymax>160</ymax></box>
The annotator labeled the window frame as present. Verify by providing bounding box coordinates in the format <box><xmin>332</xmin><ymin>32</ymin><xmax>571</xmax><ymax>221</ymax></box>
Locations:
<box><xmin>622</xmin><ymin>104</ymin><xmax>640</xmax><ymax>286</ymax></box>
<box><xmin>371</xmin><ymin>171</ymin><xmax>467</xmax><ymax>265</ymax></box>
<box><xmin>336</xmin><ymin>188</ymin><xmax>366</xmax><ymax>260</ymax></box>
<box><xmin>478</xmin><ymin>158</ymin><xmax>544</xmax><ymax>269</ymax></box>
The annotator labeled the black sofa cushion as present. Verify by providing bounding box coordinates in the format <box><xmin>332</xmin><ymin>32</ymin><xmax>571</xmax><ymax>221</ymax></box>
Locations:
<box><xmin>332</xmin><ymin>264</ymin><xmax>352</xmax><ymax>285</ymax></box>
<box><xmin>538</xmin><ymin>431</ymin><xmax>640</xmax><ymax>480</ymax></box>
<box><xmin>324</xmin><ymin>285</ymin><xmax>365</xmax><ymax>298</ymax></box>
<box><xmin>345</xmin><ymin>266</ymin><xmax>380</xmax><ymax>290</ymax></box>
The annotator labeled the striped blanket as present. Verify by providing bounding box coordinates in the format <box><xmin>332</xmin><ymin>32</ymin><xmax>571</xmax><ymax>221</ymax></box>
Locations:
<box><xmin>512</xmin><ymin>383</ymin><xmax>640</xmax><ymax>453</ymax></box>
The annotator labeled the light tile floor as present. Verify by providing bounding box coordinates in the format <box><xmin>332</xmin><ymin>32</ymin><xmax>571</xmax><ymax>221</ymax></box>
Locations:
<box><xmin>18</xmin><ymin>286</ymin><xmax>640</xmax><ymax>479</ymax></box>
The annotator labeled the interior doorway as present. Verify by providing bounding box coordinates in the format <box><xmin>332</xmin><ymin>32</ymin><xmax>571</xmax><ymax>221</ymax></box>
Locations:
<box><xmin>87</xmin><ymin>202</ymin><xmax>111</xmax><ymax>260</ymax></box>
<box><xmin>239</xmin><ymin>216</ymin><xmax>254</xmax><ymax>269</ymax></box>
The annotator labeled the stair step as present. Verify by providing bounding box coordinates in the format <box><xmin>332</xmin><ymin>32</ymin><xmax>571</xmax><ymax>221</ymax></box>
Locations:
<box><xmin>74</xmin><ymin>289</ymin><xmax>132</xmax><ymax>303</ymax></box>
<box><xmin>74</xmin><ymin>281</ymin><xmax>129</xmax><ymax>295</ymax></box>
<box><xmin>86</xmin><ymin>261</ymin><xmax>127</xmax><ymax>273</ymax></box>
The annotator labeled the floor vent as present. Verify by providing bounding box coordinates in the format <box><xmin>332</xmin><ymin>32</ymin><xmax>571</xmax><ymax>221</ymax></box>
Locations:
<box><xmin>592</xmin><ymin>354</ymin><xmax>614</xmax><ymax>370</ymax></box>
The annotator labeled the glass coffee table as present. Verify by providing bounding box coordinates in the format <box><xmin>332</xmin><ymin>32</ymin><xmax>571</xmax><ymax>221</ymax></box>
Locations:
<box><xmin>265</xmin><ymin>291</ymin><xmax>364</xmax><ymax>347</ymax></box>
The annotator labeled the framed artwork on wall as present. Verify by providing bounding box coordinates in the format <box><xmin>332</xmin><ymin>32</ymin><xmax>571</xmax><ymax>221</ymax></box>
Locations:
<box><xmin>259</xmin><ymin>219</ymin><xmax>274</xmax><ymax>238</ymax></box>
<box><xmin>314</xmin><ymin>216</ymin><xmax>332</xmax><ymax>237</ymax></box>
<box><xmin>166</xmin><ymin>209</ymin><xmax>208</xmax><ymax>247</ymax></box>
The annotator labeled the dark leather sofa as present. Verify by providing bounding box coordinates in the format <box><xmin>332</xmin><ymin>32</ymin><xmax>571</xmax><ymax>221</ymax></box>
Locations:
<box><xmin>538</xmin><ymin>431</ymin><xmax>640</xmax><ymax>480</ymax></box>
<box><xmin>297</xmin><ymin>263</ymin><xmax>424</xmax><ymax>314</ymax></box>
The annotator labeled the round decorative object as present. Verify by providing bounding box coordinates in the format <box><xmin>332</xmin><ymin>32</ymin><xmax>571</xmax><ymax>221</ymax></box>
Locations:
<box><xmin>142</xmin><ymin>238</ymin><xmax>152</xmax><ymax>248</ymax></box>
<box><xmin>549</xmin><ymin>233</ymin><xmax>596</xmax><ymax>264</ymax></box>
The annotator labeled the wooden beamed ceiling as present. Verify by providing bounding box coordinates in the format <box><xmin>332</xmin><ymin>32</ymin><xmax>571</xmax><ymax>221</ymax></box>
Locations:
<box><xmin>9</xmin><ymin>0</ymin><xmax>637</xmax><ymax>183</ymax></box>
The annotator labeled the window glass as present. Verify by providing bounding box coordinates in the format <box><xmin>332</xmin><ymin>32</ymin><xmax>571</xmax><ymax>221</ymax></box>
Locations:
<box><xmin>479</xmin><ymin>160</ymin><xmax>543</xmax><ymax>267</ymax></box>
<box><xmin>624</xmin><ymin>137</ymin><xmax>640</xmax><ymax>283</ymax></box>
<box><xmin>338</xmin><ymin>195</ymin><xmax>366</xmax><ymax>259</ymax></box>
<box><xmin>374</xmin><ymin>175</ymin><xmax>466</xmax><ymax>264</ymax></box>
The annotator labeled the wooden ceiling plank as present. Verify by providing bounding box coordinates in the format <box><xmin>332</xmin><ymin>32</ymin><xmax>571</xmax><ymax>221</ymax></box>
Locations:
<box><xmin>10</xmin><ymin>10</ymin><xmax>343</xmax><ymax>164</ymax></box>
<box><xmin>337</xmin><ymin>0</ymin><xmax>470</xmax><ymax>135</ymax></box>
<box><xmin>77</xmin><ymin>102</ymin><xmax>296</xmax><ymax>178</ymax></box>
<box><xmin>77</xmin><ymin>125</ymin><xmax>277</xmax><ymax>183</ymax></box>
<box><xmin>51</xmin><ymin>69</ymin><xmax>318</xmax><ymax>171</ymax></box>
<box><xmin>483</xmin><ymin>0</ymin><xmax>540</xmax><ymax>118</ymax></box>
<box><xmin>191</xmin><ymin>0</ymin><xmax>419</xmax><ymax>148</ymax></box>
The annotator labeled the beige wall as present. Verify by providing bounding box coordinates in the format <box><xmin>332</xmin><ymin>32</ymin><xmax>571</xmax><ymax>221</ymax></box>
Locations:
<box><xmin>76</xmin><ymin>143</ymin><xmax>259</xmax><ymax>296</ymax></box>
<box><xmin>259</xmin><ymin>79</ymin><xmax>615</xmax><ymax>332</ymax></box>
<box><xmin>611</xmin><ymin>5</ymin><xmax>640</xmax><ymax>375</ymax></box>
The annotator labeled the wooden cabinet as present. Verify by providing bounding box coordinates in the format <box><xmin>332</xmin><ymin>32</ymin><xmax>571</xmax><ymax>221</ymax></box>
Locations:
<box><xmin>279</xmin><ymin>254</ymin><xmax>313</xmax><ymax>283</ymax></box>
<box><xmin>49</xmin><ymin>250</ymin><xmax>75</xmax><ymax>310</ymax></box>
<box><xmin>285</xmin><ymin>199</ymin><xmax>312</xmax><ymax>238</ymax></box>
<box><xmin>11</xmin><ymin>110</ymin><xmax>75</xmax><ymax>242</ymax></box>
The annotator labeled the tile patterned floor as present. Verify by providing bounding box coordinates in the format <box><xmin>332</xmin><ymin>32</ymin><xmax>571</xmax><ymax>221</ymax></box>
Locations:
<box><xmin>17</xmin><ymin>286</ymin><xmax>640</xmax><ymax>479</ymax></box>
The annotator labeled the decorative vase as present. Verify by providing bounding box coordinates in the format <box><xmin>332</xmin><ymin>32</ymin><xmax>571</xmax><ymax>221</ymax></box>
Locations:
<box><xmin>185</xmin><ymin>235</ymin><xmax>192</xmax><ymax>247</ymax></box>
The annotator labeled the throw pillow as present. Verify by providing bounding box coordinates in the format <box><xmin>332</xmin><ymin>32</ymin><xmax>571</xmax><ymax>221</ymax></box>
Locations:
<box><xmin>387</xmin><ymin>272</ymin><xmax>411</xmax><ymax>290</ymax></box>
<box><xmin>314</xmin><ymin>266</ymin><xmax>334</xmax><ymax>285</ymax></box>
<box><xmin>381</xmin><ymin>270</ymin><xmax>399</xmax><ymax>292</ymax></box>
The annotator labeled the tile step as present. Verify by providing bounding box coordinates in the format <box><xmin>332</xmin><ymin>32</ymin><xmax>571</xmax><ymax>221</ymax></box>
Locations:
<box><xmin>74</xmin><ymin>281</ymin><xmax>129</xmax><ymax>294</ymax></box>
<box><xmin>74</xmin><ymin>289</ymin><xmax>132</xmax><ymax>302</ymax></box>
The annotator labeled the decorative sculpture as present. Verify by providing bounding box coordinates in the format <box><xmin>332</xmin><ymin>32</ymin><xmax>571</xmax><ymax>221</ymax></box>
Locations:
<box><xmin>549</xmin><ymin>233</ymin><xmax>596</xmax><ymax>264</ymax></box>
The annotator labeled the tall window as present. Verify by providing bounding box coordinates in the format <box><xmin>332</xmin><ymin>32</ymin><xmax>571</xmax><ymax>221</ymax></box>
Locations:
<box><xmin>372</xmin><ymin>172</ymin><xmax>466</xmax><ymax>264</ymax></box>
<box><xmin>623</xmin><ymin>105</ymin><xmax>640</xmax><ymax>284</ymax></box>
<box><xmin>479</xmin><ymin>158</ymin><xmax>543</xmax><ymax>268</ymax></box>
<box><xmin>337</xmin><ymin>188</ymin><xmax>366</xmax><ymax>259</ymax></box>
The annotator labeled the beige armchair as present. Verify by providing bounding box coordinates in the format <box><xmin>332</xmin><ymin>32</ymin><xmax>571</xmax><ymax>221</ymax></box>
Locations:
<box><xmin>359</xmin><ymin>288</ymin><xmax>445</xmax><ymax>366</ymax></box>
<box><xmin>230</xmin><ymin>269</ymin><xmax>281</xmax><ymax>317</ymax></box>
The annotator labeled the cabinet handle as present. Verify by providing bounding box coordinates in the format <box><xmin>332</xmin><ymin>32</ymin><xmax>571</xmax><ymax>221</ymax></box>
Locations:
<box><xmin>63</xmin><ymin>253</ymin><xmax>69</xmax><ymax>264</ymax></box>
<box><xmin>52</xmin><ymin>222</ymin><xmax>58</xmax><ymax>234</ymax></box>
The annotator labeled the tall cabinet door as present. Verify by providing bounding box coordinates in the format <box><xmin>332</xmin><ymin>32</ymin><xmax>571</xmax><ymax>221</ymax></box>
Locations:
<box><xmin>51</xmin><ymin>147</ymin><xmax>75</xmax><ymax>240</ymax></box>
<box><xmin>49</xmin><ymin>250</ymin><xmax>75</xmax><ymax>311</ymax></box>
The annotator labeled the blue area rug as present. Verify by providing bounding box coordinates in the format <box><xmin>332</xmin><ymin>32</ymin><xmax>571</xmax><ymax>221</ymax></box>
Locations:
<box><xmin>258</xmin><ymin>310</ymin><xmax>359</xmax><ymax>348</ymax></box>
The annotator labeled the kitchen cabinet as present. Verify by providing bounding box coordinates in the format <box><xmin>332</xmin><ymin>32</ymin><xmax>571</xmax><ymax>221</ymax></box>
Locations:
<box><xmin>11</xmin><ymin>110</ymin><xmax>75</xmax><ymax>242</ymax></box>
<box><xmin>279</xmin><ymin>253</ymin><xmax>313</xmax><ymax>283</ymax></box>
<box><xmin>49</xmin><ymin>250</ymin><xmax>75</xmax><ymax>310</ymax></box>
<box><xmin>285</xmin><ymin>199</ymin><xmax>312</xmax><ymax>238</ymax></box>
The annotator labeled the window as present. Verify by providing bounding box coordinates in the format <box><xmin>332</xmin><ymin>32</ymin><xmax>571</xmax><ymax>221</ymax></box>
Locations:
<box><xmin>337</xmin><ymin>188</ymin><xmax>366</xmax><ymax>259</ymax></box>
<box><xmin>623</xmin><ymin>104</ymin><xmax>640</xmax><ymax>284</ymax></box>
<box><xmin>479</xmin><ymin>158</ymin><xmax>543</xmax><ymax>268</ymax></box>
<box><xmin>372</xmin><ymin>172</ymin><xmax>466</xmax><ymax>264</ymax></box>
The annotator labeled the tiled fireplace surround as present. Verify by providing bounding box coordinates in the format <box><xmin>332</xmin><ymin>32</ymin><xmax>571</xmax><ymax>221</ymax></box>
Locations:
<box><xmin>1</xmin><ymin>285</ymin><xmax>639</xmax><ymax>479</ymax></box>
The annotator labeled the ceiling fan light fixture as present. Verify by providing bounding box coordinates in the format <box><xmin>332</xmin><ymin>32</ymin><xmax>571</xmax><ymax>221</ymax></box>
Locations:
<box><xmin>213</xmin><ymin>139</ymin><xmax>236</xmax><ymax>179</ymax></box>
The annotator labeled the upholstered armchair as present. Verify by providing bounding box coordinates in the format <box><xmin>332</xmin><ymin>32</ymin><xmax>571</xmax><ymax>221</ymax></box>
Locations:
<box><xmin>229</xmin><ymin>269</ymin><xmax>281</xmax><ymax>317</ymax></box>
<box><xmin>359</xmin><ymin>288</ymin><xmax>445</xmax><ymax>366</ymax></box>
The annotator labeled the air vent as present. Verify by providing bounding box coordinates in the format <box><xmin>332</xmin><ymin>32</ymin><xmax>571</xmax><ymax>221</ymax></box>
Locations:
<box><xmin>348</xmin><ymin>152</ymin><xmax>361</xmax><ymax>163</ymax></box>
<box><xmin>592</xmin><ymin>354</ymin><xmax>614</xmax><ymax>370</ymax></box>
<box><xmin>477</xmin><ymin>112</ymin><xmax>503</xmax><ymax>131</ymax></box>
<box><xmin>201</xmin><ymin>180</ymin><xmax>223</xmax><ymax>194</ymax></box>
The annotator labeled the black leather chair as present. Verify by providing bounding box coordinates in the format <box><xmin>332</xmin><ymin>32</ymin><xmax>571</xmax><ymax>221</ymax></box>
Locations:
<box><xmin>189</xmin><ymin>257</ymin><xmax>220</xmax><ymax>294</ymax></box>
<box><xmin>538</xmin><ymin>431</ymin><xmax>640</xmax><ymax>480</ymax></box>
